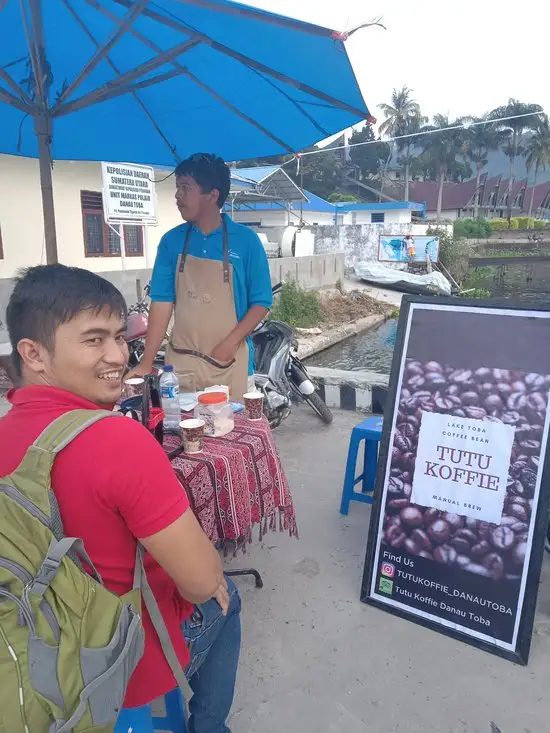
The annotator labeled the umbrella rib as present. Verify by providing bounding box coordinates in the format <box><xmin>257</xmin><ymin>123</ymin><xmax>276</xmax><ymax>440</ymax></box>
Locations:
<box><xmin>20</xmin><ymin>0</ymin><xmax>45</xmax><ymax>106</ymax></box>
<box><xmin>55</xmin><ymin>0</ymin><xmax>149</xmax><ymax>107</ymax></box>
<box><xmin>52</xmin><ymin>37</ymin><xmax>200</xmax><ymax>116</ymax></box>
<box><xmin>0</xmin><ymin>85</ymin><xmax>34</xmax><ymax>114</ymax></box>
<box><xmin>83</xmin><ymin>0</ymin><xmax>295</xmax><ymax>154</ymax></box>
<box><xmin>171</xmin><ymin>0</ymin><xmax>333</xmax><ymax>38</ymax></box>
<box><xmin>0</xmin><ymin>66</ymin><xmax>34</xmax><ymax>107</ymax></box>
<box><xmin>112</xmin><ymin>0</ymin><xmax>371</xmax><ymax>121</ymax></box>
<box><xmin>60</xmin><ymin>0</ymin><xmax>180</xmax><ymax>162</ymax></box>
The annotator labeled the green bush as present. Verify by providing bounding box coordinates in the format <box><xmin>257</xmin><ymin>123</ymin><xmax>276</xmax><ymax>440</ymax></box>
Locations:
<box><xmin>453</xmin><ymin>218</ymin><xmax>491</xmax><ymax>239</ymax></box>
<box><xmin>534</xmin><ymin>219</ymin><xmax>546</xmax><ymax>229</ymax></box>
<box><xmin>508</xmin><ymin>217</ymin><xmax>520</xmax><ymax>230</ymax></box>
<box><xmin>516</xmin><ymin>217</ymin><xmax>536</xmax><ymax>229</ymax></box>
<box><xmin>427</xmin><ymin>226</ymin><xmax>472</xmax><ymax>285</ymax></box>
<box><xmin>269</xmin><ymin>279</ymin><xmax>322</xmax><ymax>328</ymax></box>
<box><xmin>490</xmin><ymin>218</ymin><xmax>509</xmax><ymax>231</ymax></box>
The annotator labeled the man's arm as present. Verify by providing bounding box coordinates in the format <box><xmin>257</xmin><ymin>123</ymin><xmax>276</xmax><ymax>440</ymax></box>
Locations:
<box><xmin>92</xmin><ymin>418</ymin><xmax>224</xmax><ymax>605</ymax></box>
<box><xmin>211</xmin><ymin>305</ymin><xmax>268</xmax><ymax>364</ymax></box>
<box><xmin>211</xmin><ymin>232</ymin><xmax>273</xmax><ymax>363</ymax></box>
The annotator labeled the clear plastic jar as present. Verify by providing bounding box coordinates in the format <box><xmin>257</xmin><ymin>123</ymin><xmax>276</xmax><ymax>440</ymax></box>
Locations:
<box><xmin>194</xmin><ymin>391</ymin><xmax>234</xmax><ymax>437</ymax></box>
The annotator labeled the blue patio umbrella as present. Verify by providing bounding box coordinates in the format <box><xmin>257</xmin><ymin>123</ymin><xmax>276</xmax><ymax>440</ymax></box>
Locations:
<box><xmin>0</xmin><ymin>0</ymin><xmax>374</xmax><ymax>263</ymax></box>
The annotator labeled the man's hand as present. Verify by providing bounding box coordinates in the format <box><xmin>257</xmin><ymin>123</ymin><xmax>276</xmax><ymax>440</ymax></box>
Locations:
<box><xmin>211</xmin><ymin>337</ymin><xmax>239</xmax><ymax>365</ymax></box>
<box><xmin>212</xmin><ymin>576</ymin><xmax>229</xmax><ymax>615</ymax></box>
<box><xmin>125</xmin><ymin>361</ymin><xmax>154</xmax><ymax>380</ymax></box>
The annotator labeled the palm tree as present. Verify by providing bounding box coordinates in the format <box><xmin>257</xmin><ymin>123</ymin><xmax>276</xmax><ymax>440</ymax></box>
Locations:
<box><xmin>421</xmin><ymin>114</ymin><xmax>463</xmax><ymax>221</ymax></box>
<box><xmin>460</xmin><ymin>117</ymin><xmax>501</xmax><ymax>218</ymax></box>
<box><xmin>525</xmin><ymin>121</ymin><xmax>550</xmax><ymax>221</ymax></box>
<box><xmin>489</xmin><ymin>99</ymin><xmax>544</xmax><ymax>221</ymax></box>
<box><xmin>378</xmin><ymin>86</ymin><xmax>423</xmax><ymax>201</ymax></box>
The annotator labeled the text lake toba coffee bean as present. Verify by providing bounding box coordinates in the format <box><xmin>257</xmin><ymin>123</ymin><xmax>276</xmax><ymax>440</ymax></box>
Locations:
<box><xmin>382</xmin><ymin>360</ymin><xmax>549</xmax><ymax>581</ymax></box>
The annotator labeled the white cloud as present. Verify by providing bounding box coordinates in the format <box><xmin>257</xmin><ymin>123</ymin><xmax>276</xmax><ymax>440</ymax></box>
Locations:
<box><xmin>240</xmin><ymin>0</ymin><xmax>550</xmax><ymax>124</ymax></box>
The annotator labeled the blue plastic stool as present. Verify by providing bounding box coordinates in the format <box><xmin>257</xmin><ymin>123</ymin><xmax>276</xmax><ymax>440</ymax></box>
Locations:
<box><xmin>115</xmin><ymin>688</ymin><xmax>186</xmax><ymax>732</ymax></box>
<box><xmin>340</xmin><ymin>415</ymin><xmax>383</xmax><ymax>515</ymax></box>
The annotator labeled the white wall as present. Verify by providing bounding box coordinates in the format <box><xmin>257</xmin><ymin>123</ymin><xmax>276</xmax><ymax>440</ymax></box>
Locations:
<box><xmin>341</xmin><ymin>209</ymin><xmax>412</xmax><ymax>225</ymax></box>
<box><xmin>425</xmin><ymin>209</ymin><xmax>460</xmax><ymax>222</ymax></box>
<box><xmin>0</xmin><ymin>155</ymin><xmax>182</xmax><ymax>278</ymax></box>
<box><xmin>233</xmin><ymin>208</ymin><xmax>335</xmax><ymax>227</ymax></box>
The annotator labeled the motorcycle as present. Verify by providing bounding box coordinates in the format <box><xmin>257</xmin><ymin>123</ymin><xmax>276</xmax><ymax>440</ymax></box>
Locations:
<box><xmin>125</xmin><ymin>282</ymin><xmax>333</xmax><ymax>428</ymax></box>
<box><xmin>126</xmin><ymin>283</ymin><xmax>166</xmax><ymax>370</ymax></box>
<box><xmin>252</xmin><ymin>283</ymin><xmax>333</xmax><ymax>428</ymax></box>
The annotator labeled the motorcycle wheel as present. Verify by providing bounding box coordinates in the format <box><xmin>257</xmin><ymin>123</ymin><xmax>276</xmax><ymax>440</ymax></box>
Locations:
<box><xmin>304</xmin><ymin>391</ymin><xmax>333</xmax><ymax>425</ymax></box>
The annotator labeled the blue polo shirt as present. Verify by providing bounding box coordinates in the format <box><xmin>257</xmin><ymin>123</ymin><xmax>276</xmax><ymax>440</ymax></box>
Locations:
<box><xmin>150</xmin><ymin>214</ymin><xmax>273</xmax><ymax>375</ymax></box>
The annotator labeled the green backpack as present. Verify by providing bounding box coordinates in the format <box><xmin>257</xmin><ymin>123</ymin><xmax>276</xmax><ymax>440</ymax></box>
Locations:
<box><xmin>0</xmin><ymin>409</ymin><xmax>192</xmax><ymax>733</ymax></box>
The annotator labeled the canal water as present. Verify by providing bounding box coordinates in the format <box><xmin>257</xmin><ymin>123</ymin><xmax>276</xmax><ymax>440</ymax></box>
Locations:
<box><xmin>308</xmin><ymin>318</ymin><xmax>398</xmax><ymax>374</ymax></box>
<box><xmin>307</xmin><ymin>291</ymin><xmax>549</xmax><ymax>374</ymax></box>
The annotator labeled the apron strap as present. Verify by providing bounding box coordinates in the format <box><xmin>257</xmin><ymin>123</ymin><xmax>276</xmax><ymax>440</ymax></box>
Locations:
<box><xmin>178</xmin><ymin>217</ymin><xmax>230</xmax><ymax>284</ymax></box>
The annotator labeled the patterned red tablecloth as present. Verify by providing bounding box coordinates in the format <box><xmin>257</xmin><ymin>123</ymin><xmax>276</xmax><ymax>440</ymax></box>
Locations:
<box><xmin>166</xmin><ymin>414</ymin><xmax>297</xmax><ymax>545</ymax></box>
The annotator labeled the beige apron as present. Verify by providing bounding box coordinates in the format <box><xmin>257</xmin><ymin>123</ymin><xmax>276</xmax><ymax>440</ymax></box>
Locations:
<box><xmin>165</xmin><ymin>219</ymin><xmax>249</xmax><ymax>403</ymax></box>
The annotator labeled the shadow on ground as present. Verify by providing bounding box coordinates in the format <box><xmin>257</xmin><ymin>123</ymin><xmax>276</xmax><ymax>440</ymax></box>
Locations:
<box><xmin>227</xmin><ymin>406</ymin><xmax>550</xmax><ymax>733</ymax></box>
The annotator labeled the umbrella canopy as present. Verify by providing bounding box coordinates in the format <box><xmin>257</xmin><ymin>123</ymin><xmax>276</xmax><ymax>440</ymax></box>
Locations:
<box><xmin>0</xmin><ymin>0</ymin><xmax>373</xmax><ymax>263</ymax></box>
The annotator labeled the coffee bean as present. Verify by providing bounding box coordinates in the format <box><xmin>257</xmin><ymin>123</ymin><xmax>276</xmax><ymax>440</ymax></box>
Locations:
<box><xmin>434</xmin><ymin>544</ymin><xmax>457</xmax><ymax>565</ymax></box>
<box><xmin>400</xmin><ymin>506</ymin><xmax>424</xmax><ymax>528</ymax></box>
<box><xmin>471</xmin><ymin>540</ymin><xmax>491</xmax><ymax>559</ymax></box>
<box><xmin>455</xmin><ymin>554</ymin><xmax>471</xmax><ymax>568</ymax></box>
<box><xmin>442</xmin><ymin>513</ymin><xmax>464</xmax><ymax>531</ymax></box>
<box><xmin>423</xmin><ymin>508</ymin><xmax>440</xmax><ymax>525</ymax></box>
<box><xmin>501</xmin><ymin>410</ymin><xmax>522</xmax><ymax>425</ymax></box>
<box><xmin>492</xmin><ymin>369</ymin><xmax>511</xmax><ymax>381</ymax></box>
<box><xmin>450</xmin><ymin>537</ymin><xmax>471</xmax><ymax>554</ymax></box>
<box><xmin>410</xmin><ymin>529</ymin><xmax>432</xmax><ymax>552</ymax></box>
<box><xmin>519</xmin><ymin>439</ymin><xmax>540</xmax><ymax>455</ymax></box>
<box><xmin>491</xmin><ymin>525</ymin><xmax>516</xmax><ymax>551</ymax></box>
<box><xmin>464</xmin><ymin>563</ymin><xmax>491</xmax><ymax>578</ymax></box>
<box><xmin>450</xmin><ymin>369</ymin><xmax>473</xmax><ymax>384</ymax></box>
<box><xmin>427</xmin><ymin>519</ymin><xmax>451</xmax><ymax>544</ymax></box>
<box><xmin>484</xmin><ymin>394</ymin><xmax>503</xmax><ymax>412</ymax></box>
<box><xmin>418</xmin><ymin>551</ymin><xmax>434</xmax><ymax>560</ymax></box>
<box><xmin>525</xmin><ymin>373</ymin><xmax>545</xmax><ymax>390</ymax></box>
<box><xmin>508</xmin><ymin>392</ymin><xmax>527</xmax><ymax>410</ymax></box>
<box><xmin>508</xmin><ymin>503</ymin><xmax>529</xmax><ymax>522</ymax></box>
<box><xmin>434</xmin><ymin>396</ymin><xmax>458</xmax><ymax>411</ymax></box>
<box><xmin>404</xmin><ymin>537</ymin><xmax>421</xmax><ymax>555</ymax></box>
<box><xmin>387</xmin><ymin>498</ymin><xmax>410</xmax><ymax>513</ymax></box>
<box><xmin>424</xmin><ymin>361</ymin><xmax>443</xmax><ymax>373</ymax></box>
<box><xmin>461</xmin><ymin>391</ymin><xmax>480</xmax><ymax>406</ymax></box>
<box><xmin>454</xmin><ymin>528</ymin><xmax>478</xmax><ymax>546</ymax></box>
<box><xmin>388</xmin><ymin>476</ymin><xmax>404</xmax><ymax>496</ymax></box>
<box><xmin>474</xmin><ymin>367</ymin><xmax>493</xmax><ymax>381</ymax></box>
<box><xmin>464</xmin><ymin>406</ymin><xmax>487</xmax><ymax>420</ymax></box>
<box><xmin>385</xmin><ymin>524</ymin><xmax>406</xmax><ymax>548</ymax></box>
<box><xmin>482</xmin><ymin>552</ymin><xmax>505</xmax><ymax>580</ymax></box>
<box><xmin>512</xmin><ymin>541</ymin><xmax>527</xmax><ymax>566</ymax></box>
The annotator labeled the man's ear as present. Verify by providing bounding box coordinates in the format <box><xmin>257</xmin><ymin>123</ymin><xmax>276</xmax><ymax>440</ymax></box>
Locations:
<box><xmin>17</xmin><ymin>339</ymin><xmax>48</xmax><ymax>375</ymax></box>
<box><xmin>210</xmin><ymin>188</ymin><xmax>220</xmax><ymax>207</ymax></box>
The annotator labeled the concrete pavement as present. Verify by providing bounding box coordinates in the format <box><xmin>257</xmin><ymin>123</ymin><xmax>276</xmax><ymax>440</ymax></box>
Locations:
<box><xmin>227</xmin><ymin>406</ymin><xmax>550</xmax><ymax>733</ymax></box>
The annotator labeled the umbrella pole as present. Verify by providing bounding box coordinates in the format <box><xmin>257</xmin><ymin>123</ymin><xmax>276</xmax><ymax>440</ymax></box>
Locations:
<box><xmin>35</xmin><ymin>114</ymin><xmax>58</xmax><ymax>264</ymax></box>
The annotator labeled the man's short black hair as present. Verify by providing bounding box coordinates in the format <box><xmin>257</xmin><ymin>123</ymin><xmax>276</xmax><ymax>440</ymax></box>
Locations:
<box><xmin>175</xmin><ymin>153</ymin><xmax>231</xmax><ymax>208</ymax></box>
<box><xmin>6</xmin><ymin>264</ymin><xmax>127</xmax><ymax>377</ymax></box>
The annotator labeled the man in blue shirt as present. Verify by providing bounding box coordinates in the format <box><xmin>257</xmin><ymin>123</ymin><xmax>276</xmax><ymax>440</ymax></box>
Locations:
<box><xmin>135</xmin><ymin>154</ymin><xmax>272</xmax><ymax>401</ymax></box>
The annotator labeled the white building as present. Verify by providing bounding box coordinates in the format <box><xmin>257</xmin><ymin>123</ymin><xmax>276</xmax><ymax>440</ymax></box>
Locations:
<box><xmin>231</xmin><ymin>188</ymin><xmax>426</xmax><ymax>228</ymax></box>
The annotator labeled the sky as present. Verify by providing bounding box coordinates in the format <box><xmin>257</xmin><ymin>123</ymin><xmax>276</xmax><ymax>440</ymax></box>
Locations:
<box><xmin>240</xmin><ymin>0</ymin><xmax>550</xmax><ymax>127</ymax></box>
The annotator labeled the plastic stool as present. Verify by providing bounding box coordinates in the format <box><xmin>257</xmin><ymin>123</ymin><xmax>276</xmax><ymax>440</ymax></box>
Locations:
<box><xmin>340</xmin><ymin>415</ymin><xmax>383</xmax><ymax>515</ymax></box>
<box><xmin>115</xmin><ymin>688</ymin><xmax>186</xmax><ymax>732</ymax></box>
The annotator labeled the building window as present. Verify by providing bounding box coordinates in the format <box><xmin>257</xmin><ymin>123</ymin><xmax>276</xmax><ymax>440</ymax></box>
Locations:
<box><xmin>81</xmin><ymin>191</ymin><xmax>144</xmax><ymax>257</ymax></box>
<box><xmin>371</xmin><ymin>212</ymin><xmax>385</xmax><ymax>223</ymax></box>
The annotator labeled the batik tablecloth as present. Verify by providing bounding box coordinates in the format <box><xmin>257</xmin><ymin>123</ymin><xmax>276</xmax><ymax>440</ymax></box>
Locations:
<box><xmin>166</xmin><ymin>414</ymin><xmax>297</xmax><ymax>545</ymax></box>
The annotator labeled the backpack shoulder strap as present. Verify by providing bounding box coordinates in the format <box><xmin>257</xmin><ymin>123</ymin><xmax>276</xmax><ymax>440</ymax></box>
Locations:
<box><xmin>33</xmin><ymin>409</ymin><xmax>121</xmax><ymax>454</ymax></box>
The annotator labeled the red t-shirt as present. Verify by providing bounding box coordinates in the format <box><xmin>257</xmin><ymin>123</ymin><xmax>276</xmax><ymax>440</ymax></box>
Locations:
<box><xmin>0</xmin><ymin>386</ymin><xmax>193</xmax><ymax>707</ymax></box>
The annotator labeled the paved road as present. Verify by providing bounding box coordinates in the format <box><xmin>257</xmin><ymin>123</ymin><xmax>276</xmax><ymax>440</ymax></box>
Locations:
<box><xmin>228</xmin><ymin>406</ymin><xmax>550</xmax><ymax>733</ymax></box>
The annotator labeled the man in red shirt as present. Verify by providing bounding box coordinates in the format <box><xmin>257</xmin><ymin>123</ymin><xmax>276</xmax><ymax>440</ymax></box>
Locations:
<box><xmin>0</xmin><ymin>265</ymin><xmax>241</xmax><ymax>732</ymax></box>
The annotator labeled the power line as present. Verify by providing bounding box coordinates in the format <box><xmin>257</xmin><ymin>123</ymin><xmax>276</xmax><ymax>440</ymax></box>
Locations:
<box><xmin>284</xmin><ymin>110</ymin><xmax>548</xmax><ymax>164</ymax></box>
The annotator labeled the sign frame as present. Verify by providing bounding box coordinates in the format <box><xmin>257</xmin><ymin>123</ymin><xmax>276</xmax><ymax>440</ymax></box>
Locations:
<box><xmin>378</xmin><ymin>235</ymin><xmax>440</xmax><ymax>264</ymax></box>
<box><xmin>361</xmin><ymin>294</ymin><xmax>550</xmax><ymax>665</ymax></box>
<box><xmin>101</xmin><ymin>161</ymin><xmax>158</xmax><ymax>226</ymax></box>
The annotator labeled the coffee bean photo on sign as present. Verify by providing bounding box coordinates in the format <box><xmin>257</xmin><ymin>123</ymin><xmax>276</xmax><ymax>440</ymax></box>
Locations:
<box><xmin>382</xmin><ymin>359</ymin><xmax>549</xmax><ymax>581</ymax></box>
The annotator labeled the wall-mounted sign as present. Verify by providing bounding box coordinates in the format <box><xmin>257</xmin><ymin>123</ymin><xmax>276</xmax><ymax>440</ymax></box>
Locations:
<box><xmin>362</xmin><ymin>297</ymin><xmax>550</xmax><ymax>664</ymax></box>
<box><xmin>101</xmin><ymin>162</ymin><xmax>157</xmax><ymax>224</ymax></box>
<box><xmin>378</xmin><ymin>235</ymin><xmax>439</xmax><ymax>263</ymax></box>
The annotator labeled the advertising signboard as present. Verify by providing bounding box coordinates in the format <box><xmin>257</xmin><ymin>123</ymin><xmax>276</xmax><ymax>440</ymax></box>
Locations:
<box><xmin>101</xmin><ymin>162</ymin><xmax>157</xmax><ymax>224</ymax></box>
<box><xmin>378</xmin><ymin>235</ymin><xmax>439</xmax><ymax>263</ymax></box>
<box><xmin>361</xmin><ymin>297</ymin><xmax>550</xmax><ymax>663</ymax></box>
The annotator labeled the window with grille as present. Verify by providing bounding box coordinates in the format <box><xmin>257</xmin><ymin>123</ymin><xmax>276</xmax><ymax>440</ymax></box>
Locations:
<box><xmin>81</xmin><ymin>191</ymin><xmax>143</xmax><ymax>257</ymax></box>
<box><xmin>371</xmin><ymin>212</ymin><xmax>385</xmax><ymax>223</ymax></box>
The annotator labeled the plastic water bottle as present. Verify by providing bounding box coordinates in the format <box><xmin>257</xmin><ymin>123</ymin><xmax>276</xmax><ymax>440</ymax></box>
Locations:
<box><xmin>160</xmin><ymin>365</ymin><xmax>181</xmax><ymax>429</ymax></box>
